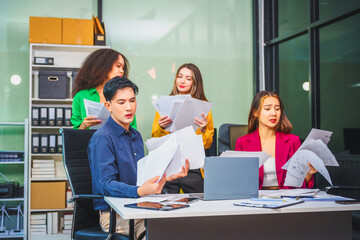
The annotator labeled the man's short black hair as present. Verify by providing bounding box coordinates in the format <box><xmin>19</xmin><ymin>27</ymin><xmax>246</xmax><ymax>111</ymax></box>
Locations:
<box><xmin>103</xmin><ymin>77</ymin><xmax>139</xmax><ymax>101</ymax></box>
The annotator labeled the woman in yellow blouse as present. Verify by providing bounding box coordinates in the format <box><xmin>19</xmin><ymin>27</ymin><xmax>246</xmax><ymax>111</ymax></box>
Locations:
<box><xmin>151</xmin><ymin>63</ymin><xmax>214</xmax><ymax>193</ymax></box>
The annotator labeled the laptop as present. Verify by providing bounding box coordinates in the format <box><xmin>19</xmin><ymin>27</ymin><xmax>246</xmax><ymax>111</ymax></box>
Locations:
<box><xmin>203</xmin><ymin>157</ymin><xmax>259</xmax><ymax>200</ymax></box>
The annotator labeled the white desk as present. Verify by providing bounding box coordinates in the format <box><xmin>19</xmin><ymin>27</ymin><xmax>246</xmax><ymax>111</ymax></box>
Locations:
<box><xmin>105</xmin><ymin>196</ymin><xmax>360</xmax><ymax>240</ymax></box>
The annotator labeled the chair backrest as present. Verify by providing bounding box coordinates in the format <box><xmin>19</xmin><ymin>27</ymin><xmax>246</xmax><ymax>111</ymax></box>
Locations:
<box><xmin>205</xmin><ymin>128</ymin><xmax>217</xmax><ymax>157</ymax></box>
<box><xmin>61</xmin><ymin>129</ymin><xmax>98</xmax><ymax>234</ymax></box>
<box><xmin>218</xmin><ymin>124</ymin><xmax>248</xmax><ymax>155</ymax></box>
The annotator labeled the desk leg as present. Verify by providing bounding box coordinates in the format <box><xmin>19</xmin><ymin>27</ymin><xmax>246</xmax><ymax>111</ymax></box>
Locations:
<box><xmin>106</xmin><ymin>208</ymin><xmax>117</xmax><ymax>240</ymax></box>
<box><xmin>129</xmin><ymin>219</ymin><xmax>135</xmax><ymax>240</ymax></box>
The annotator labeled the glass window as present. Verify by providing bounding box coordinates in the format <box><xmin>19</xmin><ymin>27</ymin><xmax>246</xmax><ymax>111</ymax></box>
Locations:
<box><xmin>278</xmin><ymin>0</ymin><xmax>309</xmax><ymax>38</ymax></box>
<box><xmin>319</xmin><ymin>0</ymin><xmax>360</xmax><ymax>20</ymax></box>
<box><xmin>319</xmin><ymin>14</ymin><xmax>360</xmax><ymax>152</ymax></box>
<box><xmin>278</xmin><ymin>34</ymin><xmax>311</xmax><ymax>140</ymax></box>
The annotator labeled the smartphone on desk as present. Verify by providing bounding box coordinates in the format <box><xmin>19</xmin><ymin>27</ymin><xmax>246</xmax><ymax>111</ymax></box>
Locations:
<box><xmin>335</xmin><ymin>200</ymin><xmax>360</xmax><ymax>205</ymax></box>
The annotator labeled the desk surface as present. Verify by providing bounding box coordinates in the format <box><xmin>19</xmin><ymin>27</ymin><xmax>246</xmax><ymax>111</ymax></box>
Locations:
<box><xmin>105</xmin><ymin>195</ymin><xmax>360</xmax><ymax>220</ymax></box>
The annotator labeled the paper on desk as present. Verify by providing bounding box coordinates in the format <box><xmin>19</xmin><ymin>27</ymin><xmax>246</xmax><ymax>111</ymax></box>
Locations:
<box><xmin>145</xmin><ymin>126</ymin><xmax>205</xmax><ymax>169</ymax></box>
<box><xmin>136</xmin><ymin>194</ymin><xmax>192</xmax><ymax>203</ymax></box>
<box><xmin>259</xmin><ymin>189</ymin><xmax>320</xmax><ymax>198</ymax></box>
<box><xmin>83</xmin><ymin>99</ymin><xmax>110</xmax><ymax>129</ymax></box>
<box><xmin>284</xmin><ymin>150</ymin><xmax>333</xmax><ymax>187</ymax></box>
<box><xmin>220</xmin><ymin>150</ymin><xmax>271</xmax><ymax>168</ymax></box>
<box><xmin>137</xmin><ymin>135</ymin><xmax>181</xmax><ymax>186</ymax></box>
<box><xmin>168</xmin><ymin>97</ymin><xmax>213</xmax><ymax>132</ymax></box>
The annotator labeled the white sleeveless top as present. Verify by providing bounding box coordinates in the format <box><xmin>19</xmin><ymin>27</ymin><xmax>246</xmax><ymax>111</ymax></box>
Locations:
<box><xmin>262</xmin><ymin>157</ymin><xmax>279</xmax><ymax>187</ymax></box>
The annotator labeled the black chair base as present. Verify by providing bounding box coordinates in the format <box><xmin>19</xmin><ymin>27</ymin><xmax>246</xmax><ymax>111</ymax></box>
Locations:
<box><xmin>74</xmin><ymin>227</ymin><xmax>129</xmax><ymax>240</ymax></box>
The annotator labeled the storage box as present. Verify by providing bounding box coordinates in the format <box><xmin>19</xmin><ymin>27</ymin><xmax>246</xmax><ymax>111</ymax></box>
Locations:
<box><xmin>29</xmin><ymin>17</ymin><xmax>62</xmax><ymax>44</ymax></box>
<box><xmin>62</xmin><ymin>18</ymin><xmax>93</xmax><ymax>45</ymax></box>
<box><xmin>31</xmin><ymin>181</ymin><xmax>66</xmax><ymax>209</ymax></box>
<box><xmin>39</xmin><ymin>71</ymin><xmax>68</xmax><ymax>99</ymax></box>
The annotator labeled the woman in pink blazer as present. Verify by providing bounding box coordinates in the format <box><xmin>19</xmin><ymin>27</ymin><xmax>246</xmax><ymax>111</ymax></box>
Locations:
<box><xmin>235</xmin><ymin>91</ymin><xmax>316</xmax><ymax>190</ymax></box>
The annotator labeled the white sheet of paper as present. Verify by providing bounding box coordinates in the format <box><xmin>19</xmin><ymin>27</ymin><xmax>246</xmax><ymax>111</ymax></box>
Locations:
<box><xmin>259</xmin><ymin>189</ymin><xmax>320</xmax><ymax>198</ymax></box>
<box><xmin>83</xmin><ymin>99</ymin><xmax>110</xmax><ymax>129</ymax></box>
<box><xmin>302</xmin><ymin>128</ymin><xmax>332</xmax><ymax>146</ymax></box>
<box><xmin>284</xmin><ymin>150</ymin><xmax>333</xmax><ymax>187</ymax></box>
<box><xmin>220</xmin><ymin>150</ymin><xmax>271</xmax><ymax>168</ymax></box>
<box><xmin>145</xmin><ymin>126</ymin><xmax>205</xmax><ymax>169</ymax></box>
<box><xmin>137</xmin><ymin>136</ymin><xmax>179</xmax><ymax>186</ymax></box>
<box><xmin>153</xmin><ymin>95</ymin><xmax>189</xmax><ymax>116</ymax></box>
<box><xmin>169</xmin><ymin>97</ymin><xmax>213</xmax><ymax>132</ymax></box>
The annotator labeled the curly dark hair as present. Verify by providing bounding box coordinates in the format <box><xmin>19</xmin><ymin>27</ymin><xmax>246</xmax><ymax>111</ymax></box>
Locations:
<box><xmin>72</xmin><ymin>49</ymin><xmax>130</xmax><ymax>96</ymax></box>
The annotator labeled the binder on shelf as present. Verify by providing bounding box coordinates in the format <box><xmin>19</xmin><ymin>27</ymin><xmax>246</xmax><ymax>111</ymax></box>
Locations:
<box><xmin>48</xmin><ymin>107</ymin><xmax>55</xmax><ymax>126</ymax></box>
<box><xmin>40</xmin><ymin>134</ymin><xmax>49</xmax><ymax>153</ymax></box>
<box><xmin>64</xmin><ymin>108</ymin><xmax>72</xmax><ymax>126</ymax></box>
<box><xmin>56</xmin><ymin>107</ymin><xmax>64</xmax><ymax>126</ymax></box>
<box><xmin>40</xmin><ymin>107</ymin><xmax>48</xmax><ymax>126</ymax></box>
<box><xmin>57</xmin><ymin>135</ymin><xmax>63</xmax><ymax>153</ymax></box>
<box><xmin>32</xmin><ymin>134</ymin><xmax>40</xmax><ymax>153</ymax></box>
<box><xmin>32</xmin><ymin>107</ymin><xmax>40</xmax><ymax>126</ymax></box>
<box><xmin>49</xmin><ymin>135</ymin><xmax>56</xmax><ymax>153</ymax></box>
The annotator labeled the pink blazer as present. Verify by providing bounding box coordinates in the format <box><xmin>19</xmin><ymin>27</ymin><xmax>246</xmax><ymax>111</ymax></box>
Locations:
<box><xmin>235</xmin><ymin>129</ymin><xmax>314</xmax><ymax>189</ymax></box>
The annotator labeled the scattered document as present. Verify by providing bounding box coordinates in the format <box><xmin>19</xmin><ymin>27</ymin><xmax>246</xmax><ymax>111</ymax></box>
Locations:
<box><xmin>282</xmin><ymin>129</ymin><xmax>338</xmax><ymax>187</ymax></box>
<box><xmin>152</xmin><ymin>95</ymin><xmax>213</xmax><ymax>132</ymax></box>
<box><xmin>220</xmin><ymin>150</ymin><xmax>271</xmax><ymax>168</ymax></box>
<box><xmin>259</xmin><ymin>189</ymin><xmax>320</xmax><ymax>198</ymax></box>
<box><xmin>234</xmin><ymin>199</ymin><xmax>304</xmax><ymax>209</ymax></box>
<box><xmin>83</xmin><ymin>99</ymin><xmax>110</xmax><ymax>129</ymax></box>
<box><xmin>136</xmin><ymin>194</ymin><xmax>193</xmax><ymax>203</ymax></box>
<box><xmin>145</xmin><ymin>126</ymin><xmax>205</xmax><ymax>169</ymax></box>
<box><xmin>137</xmin><ymin>135</ymin><xmax>181</xmax><ymax>186</ymax></box>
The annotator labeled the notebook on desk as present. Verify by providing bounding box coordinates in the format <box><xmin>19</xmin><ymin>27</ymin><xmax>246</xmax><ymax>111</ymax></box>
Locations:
<box><xmin>203</xmin><ymin>157</ymin><xmax>259</xmax><ymax>200</ymax></box>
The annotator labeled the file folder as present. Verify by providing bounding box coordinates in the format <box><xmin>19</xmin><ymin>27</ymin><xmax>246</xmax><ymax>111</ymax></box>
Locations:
<box><xmin>32</xmin><ymin>134</ymin><xmax>40</xmax><ymax>153</ymax></box>
<box><xmin>40</xmin><ymin>107</ymin><xmax>48</xmax><ymax>126</ymax></box>
<box><xmin>64</xmin><ymin>108</ymin><xmax>72</xmax><ymax>126</ymax></box>
<box><xmin>40</xmin><ymin>134</ymin><xmax>49</xmax><ymax>153</ymax></box>
<box><xmin>49</xmin><ymin>134</ymin><xmax>56</xmax><ymax>153</ymax></box>
<box><xmin>56</xmin><ymin>107</ymin><xmax>64</xmax><ymax>126</ymax></box>
<box><xmin>48</xmin><ymin>107</ymin><xmax>55</xmax><ymax>126</ymax></box>
<box><xmin>57</xmin><ymin>135</ymin><xmax>63</xmax><ymax>153</ymax></box>
<box><xmin>32</xmin><ymin>107</ymin><xmax>40</xmax><ymax>126</ymax></box>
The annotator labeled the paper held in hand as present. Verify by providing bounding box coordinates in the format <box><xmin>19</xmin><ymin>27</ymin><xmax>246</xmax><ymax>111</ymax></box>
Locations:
<box><xmin>219</xmin><ymin>150</ymin><xmax>271</xmax><ymax>168</ymax></box>
<box><xmin>83</xmin><ymin>99</ymin><xmax>110</xmax><ymax>129</ymax></box>
<box><xmin>283</xmin><ymin>128</ymin><xmax>339</xmax><ymax>187</ymax></box>
<box><xmin>152</xmin><ymin>95</ymin><xmax>213</xmax><ymax>132</ymax></box>
<box><xmin>137</xmin><ymin>126</ymin><xmax>205</xmax><ymax>186</ymax></box>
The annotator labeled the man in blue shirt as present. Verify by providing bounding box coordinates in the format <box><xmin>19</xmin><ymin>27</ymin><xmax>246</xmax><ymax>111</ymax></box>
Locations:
<box><xmin>88</xmin><ymin>77</ymin><xmax>189</xmax><ymax>238</ymax></box>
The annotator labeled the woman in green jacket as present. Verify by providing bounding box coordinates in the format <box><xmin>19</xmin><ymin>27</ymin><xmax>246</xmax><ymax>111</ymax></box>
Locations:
<box><xmin>71</xmin><ymin>49</ymin><xmax>137</xmax><ymax>129</ymax></box>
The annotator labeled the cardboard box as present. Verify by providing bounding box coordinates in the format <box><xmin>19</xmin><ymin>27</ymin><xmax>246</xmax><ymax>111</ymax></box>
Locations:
<box><xmin>31</xmin><ymin>181</ymin><xmax>66</xmax><ymax>209</ymax></box>
<box><xmin>29</xmin><ymin>17</ymin><xmax>62</xmax><ymax>44</ymax></box>
<box><xmin>62</xmin><ymin>18</ymin><xmax>93</xmax><ymax>45</ymax></box>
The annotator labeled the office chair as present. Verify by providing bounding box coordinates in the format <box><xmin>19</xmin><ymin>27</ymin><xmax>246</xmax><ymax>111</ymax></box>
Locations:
<box><xmin>205</xmin><ymin>128</ymin><xmax>217</xmax><ymax>157</ymax></box>
<box><xmin>314</xmin><ymin>154</ymin><xmax>360</xmax><ymax>239</ymax></box>
<box><xmin>218</xmin><ymin>124</ymin><xmax>248</xmax><ymax>155</ymax></box>
<box><xmin>61</xmin><ymin>128</ymin><xmax>144</xmax><ymax>240</ymax></box>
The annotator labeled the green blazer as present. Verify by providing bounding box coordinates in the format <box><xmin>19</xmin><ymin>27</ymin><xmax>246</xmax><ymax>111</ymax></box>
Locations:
<box><xmin>71</xmin><ymin>88</ymin><xmax>137</xmax><ymax>129</ymax></box>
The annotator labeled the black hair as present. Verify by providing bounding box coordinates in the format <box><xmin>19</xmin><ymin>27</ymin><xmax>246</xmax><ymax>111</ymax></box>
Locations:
<box><xmin>103</xmin><ymin>77</ymin><xmax>139</xmax><ymax>101</ymax></box>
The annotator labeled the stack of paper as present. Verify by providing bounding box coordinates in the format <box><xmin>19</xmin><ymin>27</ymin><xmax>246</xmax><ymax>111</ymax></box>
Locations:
<box><xmin>32</xmin><ymin>159</ymin><xmax>55</xmax><ymax>178</ymax></box>
<box><xmin>138</xmin><ymin>126</ymin><xmax>205</xmax><ymax>186</ymax></box>
<box><xmin>282</xmin><ymin>128</ymin><xmax>339</xmax><ymax>187</ymax></box>
<box><xmin>219</xmin><ymin>150</ymin><xmax>271</xmax><ymax>168</ymax></box>
<box><xmin>152</xmin><ymin>95</ymin><xmax>213</xmax><ymax>132</ymax></box>
<box><xmin>83</xmin><ymin>99</ymin><xmax>110</xmax><ymax>129</ymax></box>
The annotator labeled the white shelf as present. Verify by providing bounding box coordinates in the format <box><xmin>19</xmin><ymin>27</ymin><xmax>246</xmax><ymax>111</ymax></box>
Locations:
<box><xmin>31</xmin><ymin>177</ymin><xmax>68</xmax><ymax>181</ymax></box>
<box><xmin>31</xmin><ymin>126</ymin><xmax>72</xmax><ymax>130</ymax></box>
<box><xmin>0</xmin><ymin>198</ymin><xmax>24</xmax><ymax>201</ymax></box>
<box><xmin>31</xmin><ymin>98</ymin><xmax>73</xmax><ymax>104</ymax></box>
<box><xmin>0</xmin><ymin>235</ymin><xmax>25</xmax><ymax>239</ymax></box>
<box><xmin>31</xmin><ymin>208</ymin><xmax>73</xmax><ymax>212</ymax></box>
<box><xmin>0</xmin><ymin>122</ymin><xmax>26</xmax><ymax>126</ymax></box>
<box><xmin>0</xmin><ymin>161</ymin><xmax>24</xmax><ymax>164</ymax></box>
<box><xmin>30</xmin><ymin>233</ymin><xmax>71</xmax><ymax>240</ymax></box>
<box><xmin>31</xmin><ymin>153</ymin><xmax>62</xmax><ymax>157</ymax></box>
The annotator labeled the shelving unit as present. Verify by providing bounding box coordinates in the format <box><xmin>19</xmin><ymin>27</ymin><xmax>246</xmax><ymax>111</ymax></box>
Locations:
<box><xmin>28</xmin><ymin>43</ymin><xmax>109</xmax><ymax>239</ymax></box>
<box><xmin>0</xmin><ymin>120</ymin><xmax>29</xmax><ymax>240</ymax></box>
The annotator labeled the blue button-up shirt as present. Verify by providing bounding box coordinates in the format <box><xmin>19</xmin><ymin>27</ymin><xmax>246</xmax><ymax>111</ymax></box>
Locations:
<box><xmin>88</xmin><ymin>116</ymin><xmax>144</xmax><ymax>211</ymax></box>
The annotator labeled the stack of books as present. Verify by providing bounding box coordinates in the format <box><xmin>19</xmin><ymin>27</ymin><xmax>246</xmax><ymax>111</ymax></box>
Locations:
<box><xmin>32</xmin><ymin>159</ymin><xmax>55</xmax><ymax>178</ymax></box>
<box><xmin>0</xmin><ymin>151</ymin><xmax>24</xmax><ymax>162</ymax></box>
<box><xmin>46</xmin><ymin>212</ymin><xmax>59</xmax><ymax>234</ymax></box>
<box><xmin>62</xmin><ymin>213</ymin><xmax>73</xmax><ymax>234</ymax></box>
<box><xmin>30</xmin><ymin>213</ymin><xmax>47</xmax><ymax>236</ymax></box>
